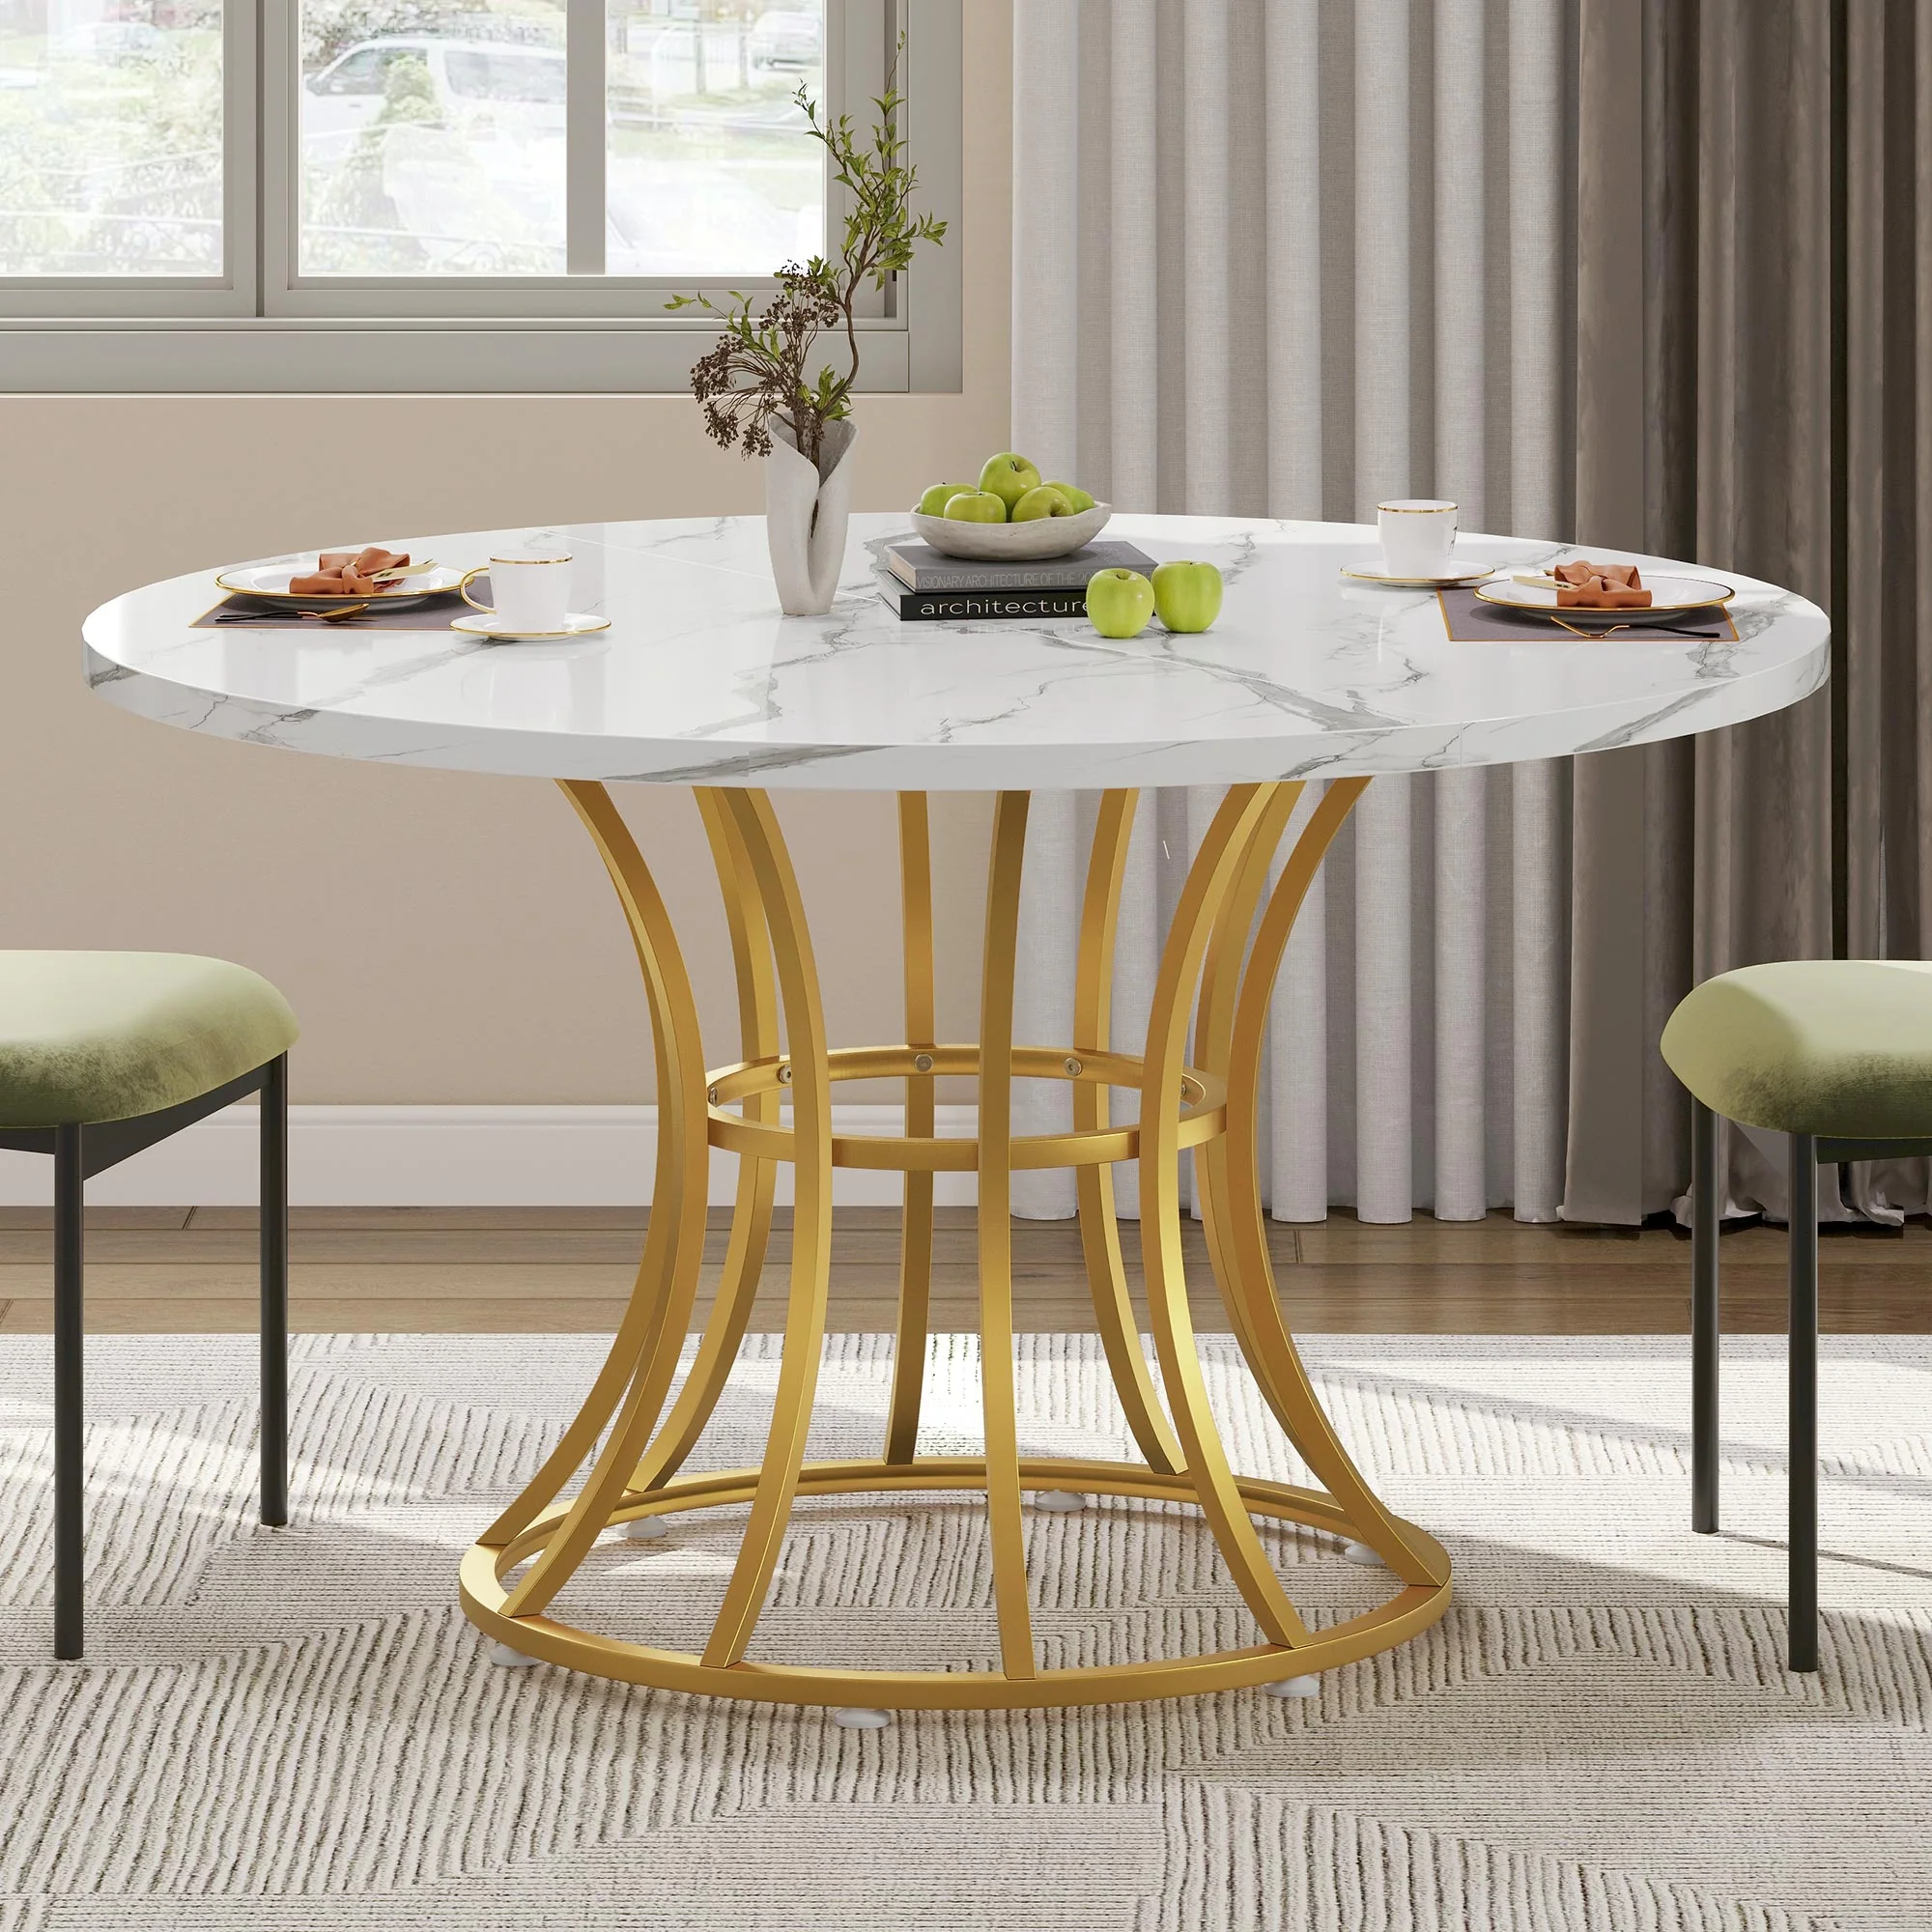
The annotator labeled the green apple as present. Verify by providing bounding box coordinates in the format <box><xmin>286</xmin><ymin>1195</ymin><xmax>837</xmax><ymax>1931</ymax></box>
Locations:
<box><xmin>978</xmin><ymin>451</ymin><xmax>1042</xmax><ymax>512</ymax></box>
<box><xmin>917</xmin><ymin>481</ymin><xmax>979</xmax><ymax>517</ymax></box>
<box><xmin>1086</xmin><ymin>568</ymin><xmax>1156</xmax><ymax>639</ymax></box>
<box><xmin>1010</xmin><ymin>484</ymin><xmax>1075</xmax><ymax>522</ymax></box>
<box><xmin>1045</xmin><ymin>481</ymin><xmax>1095</xmax><ymax>513</ymax></box>
<box><xmin>943</xmin><ymin>490</ymin><xmax>1007</xmax><ymax>523</ymax></box>
<box><xmin>1151</xmin><ymin>560</ymin><xmax>1224</xmax><ymax>634</ymax></box>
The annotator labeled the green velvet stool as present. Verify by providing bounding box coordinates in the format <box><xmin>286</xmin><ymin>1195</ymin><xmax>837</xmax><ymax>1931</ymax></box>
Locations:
<box><xmin>1661</xmin><ymin>958</ymin><xmax>1932</xmax><ymax>1673</ymax></box>
<box><xmin>0</xmin><ymin>952</ymin><xmax>299</xmax><ymax>1660</ymax></box>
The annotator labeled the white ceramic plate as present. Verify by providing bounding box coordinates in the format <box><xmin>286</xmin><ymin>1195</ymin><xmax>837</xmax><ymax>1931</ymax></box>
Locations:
<box><xmin>908</xmin><ymin>501</ymin><xmax>1113</xmax><ymax>561</ymax></box>
<box><xmin>216</xmin><ymin>558</ymin><xmax>463</xmax><ymax>611</ymax></box>
<box><xmin>449</xmin><ymin>611</ymin><xmax>611</xmax><ymax>642</ymax></box>
<box><xmin>1473</xmin><ymin>571</ymin><xmax>1735</xmax><ymax>626</ymax></box>
<box><xmin>1340</xmin><ymin>559</ymin><xmax>1501</xmax><ymax>589</ymax></box>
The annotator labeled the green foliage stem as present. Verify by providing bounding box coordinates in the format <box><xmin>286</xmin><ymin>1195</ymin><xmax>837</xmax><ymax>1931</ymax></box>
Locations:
<box><xmin>666</xmin><ymin>52</ymin><xmax>946</xmax><ymax>472</ymax></box>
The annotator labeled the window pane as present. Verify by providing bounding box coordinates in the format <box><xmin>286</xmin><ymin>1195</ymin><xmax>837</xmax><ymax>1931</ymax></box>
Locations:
<box><xmin>0</xmin><ymin>1</ymin><xmax>224</xmax><ymax>276</ymax></box>
<box><xmin>299</xmin><ymin>1</ymin><xmax>566</xmax><ymax>274</ymax></box>
<box><xmin>607</xmin><ymin>1</ymin><xmax>824</xmax><ymax>275</ymax></box>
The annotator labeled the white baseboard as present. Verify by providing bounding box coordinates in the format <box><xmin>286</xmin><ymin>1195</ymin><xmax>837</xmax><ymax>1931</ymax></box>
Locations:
<box><xmin>0</xmin><ymin>1104</ymin><xmax>984</xmax><ymax>1208</ymax></box>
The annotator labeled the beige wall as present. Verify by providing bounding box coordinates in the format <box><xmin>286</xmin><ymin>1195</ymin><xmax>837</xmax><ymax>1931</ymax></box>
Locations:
<box><xmin>0</xmin><ymin>7</ymin><xmax>1009</xmax><ymax>1105</ymax></box>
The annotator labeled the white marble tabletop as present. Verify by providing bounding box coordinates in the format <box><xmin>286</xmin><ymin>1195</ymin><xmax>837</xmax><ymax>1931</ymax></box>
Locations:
<box><xmin>81</xmin><ymin>516</ymin><xmax>1830</xmax><ymax>790</ymax></box>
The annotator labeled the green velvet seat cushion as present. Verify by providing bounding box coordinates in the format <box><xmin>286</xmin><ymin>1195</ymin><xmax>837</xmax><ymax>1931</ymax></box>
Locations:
<box><xmin>1660</xmin><ymin>959</ymin><xmax>1932</xmax><ymax>1139</ymax></box>
<box><xmin>0</xmin><ymin>952</ymin><xmax>298</xmax><ymax>1129</ymax></box>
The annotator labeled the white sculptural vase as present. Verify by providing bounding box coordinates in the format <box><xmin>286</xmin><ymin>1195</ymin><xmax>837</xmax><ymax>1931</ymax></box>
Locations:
<box><xmin>764</xmin><ymin>415</ymin><xmax>858</xmax><ymax>617</ymax></box>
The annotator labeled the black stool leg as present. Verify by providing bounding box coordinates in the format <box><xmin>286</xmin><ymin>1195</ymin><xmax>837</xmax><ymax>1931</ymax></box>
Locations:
<box><xmin>53</xmin><ymin>1124</ymin><xmax>84</xmax><ymax>1661</ymax></box>
<box><xmin>1788</xmin><ymin>1131</ymin><xmax>1819</xmax><ymax>1672</ymax></box>
<box><xmin>260</xmin><ymin>1054</ymin><xmax>289</xmax><ymax>1527</ymax></box>
<box><xmin>1691</xmin><ymin>1099</ymin><xmax>1719</xmax><ymax>1532</ymax></box>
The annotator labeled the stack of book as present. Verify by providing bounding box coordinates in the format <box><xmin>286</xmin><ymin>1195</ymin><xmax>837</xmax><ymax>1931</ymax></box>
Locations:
<box><xmin>878</xmin><ymin>540</ymin><xmax>1159</xmax><ymax>622</ymax></box>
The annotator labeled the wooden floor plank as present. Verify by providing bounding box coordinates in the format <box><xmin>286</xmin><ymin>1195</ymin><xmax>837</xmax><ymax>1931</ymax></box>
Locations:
<box><xmin>2</xmin><ymin>1281</ymin><xmax>1910</xmax><ymax>1335</ymax></box>
<box><xmin>187</xmin><ymin>1205</ymin><xmax>654</xmax><ymax>1233</ymax></box>
<box><xmin>0</xmin><ymin>1207</ymin><xmax>1924</xmax><ymax>1334</ymax></box>
<box><xmin>0</xmin><ymin>1214</ymin><xmax>1270</xmax><ymax>1273</ymax></box>
<box><xmin>0</xmin><ymin>1298</ymin><xmax>637</xmax><ymax>1335</ymax></box>
<box><xmin>1294</xmin><ymin>1216</ymin><xmax>1932</xmax><ymax>1265</ymax></box>
<box><xmin>0</xmin><ymin>1207</ymin><xmax>192</xmax><ymax>1233</ymax></box>
<box><xmin>0</xmin><ymin>1228</ymin><xmax>667</xmax><ymax>1265</ymax></box>
<box><xmin>0</xmin><ymin>1264</ymin><xmax>652</xmax><ymax>1299</ymax></box>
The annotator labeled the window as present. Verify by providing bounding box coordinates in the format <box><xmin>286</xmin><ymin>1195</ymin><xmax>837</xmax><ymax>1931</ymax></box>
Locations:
<box><xmin>0</xmin><ymin>2</ymin><xmax>225</xmax><ymax>278</ymax></box>
<box><xmin>0</xmin><ymin>0</ymin><xmax>962</xmax><ymax>392</ymax></box>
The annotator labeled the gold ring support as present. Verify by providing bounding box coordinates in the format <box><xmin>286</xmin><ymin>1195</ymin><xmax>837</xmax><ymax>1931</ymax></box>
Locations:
<box><xmin>461</xmin><ymin>780</ymin><xmax>1453</xmax><ymax>1707</ymax></box>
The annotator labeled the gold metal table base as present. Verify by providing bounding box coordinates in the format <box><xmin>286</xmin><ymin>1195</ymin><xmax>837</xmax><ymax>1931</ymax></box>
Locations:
<box><xmin>459</xmin><ymin>780</ymin><xmax>1453</xmax><ymax>1710</ymax></box>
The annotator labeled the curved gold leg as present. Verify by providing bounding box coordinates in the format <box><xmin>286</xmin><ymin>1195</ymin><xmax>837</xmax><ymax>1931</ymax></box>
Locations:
<box><xmin>978</xmin><ymin>792</ymin><xmax>1037</xmax><ymax>1680</ymax></box>
<box><xmin>1190</xmin><ymin>782</ymin><xmax>1346</xmax><ymax>1483</ymax></box>
<box><xmin>1191</xmin><ymin>782</ymin><xmax>1359</xmax><ymax>1464</ymax></box>
<box><xmin>1072</xmin><ymin>790</ymin><xmax>1185</xmax><ymax>1475</ymax></box>
<box><xmin>886</xmin><ymin>792</ymin><xmax>937</xmax><ymax>1465</ymax></box>
<box><xmin>1192</xmin><ymin>782</ymin><xmax>1306</xmax><ymax>1413</ymax></box>
<box><xmin>1202</xmin><ymin>778</ymin><xmax>1448</xmax><ymax>1589</ymax></box>
<box><xmin>624</xmin><ymin>789</ymin><xmax>781</xmax><ymax>1496</ymax></box>
<box><xmin>699</xmin><ymin>788</ymin><xmax>838</xmax><ymax>1670</ymax></box>
<box><xmin>497</xmin><ymin>782</ymin><xmax>713</xmax><ymax>1615</ymax></box>
<box><xmin>1139</xmin><ymin>783</ymin><xmax>1311</xmax><ymax>1650</ymax></box>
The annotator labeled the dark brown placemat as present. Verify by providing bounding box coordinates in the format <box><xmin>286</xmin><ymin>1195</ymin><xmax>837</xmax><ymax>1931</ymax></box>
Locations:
<box><xmin>190</xmin><ymin>582</ymin><xmax>482</xmax><ymax>632</ymax></box>
<box><xmin>1437</xmin><ymin>585</ymin><xmax>1738</xmax><ymax>642</ymax></box>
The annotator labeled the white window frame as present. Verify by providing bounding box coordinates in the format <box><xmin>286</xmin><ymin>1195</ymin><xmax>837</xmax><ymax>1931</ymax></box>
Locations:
<box><xmin>0</xmin><ymin>0</ymin><xmax>961</xmax><ymax>394</ymax></box>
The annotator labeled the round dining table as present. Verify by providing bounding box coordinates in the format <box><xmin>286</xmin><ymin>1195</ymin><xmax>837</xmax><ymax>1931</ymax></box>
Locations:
<box><xmin>82</xmin><ymin>513</ymin><xmax>1830</xmax><ymax>1713</ymax></box>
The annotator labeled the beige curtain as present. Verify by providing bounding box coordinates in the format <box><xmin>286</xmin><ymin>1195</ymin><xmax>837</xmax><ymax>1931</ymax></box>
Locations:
<box><xmin>1009</xmin><ymin>0</ymin><xmax>1575</xmax><ymax>1225</ymax></box>
<box><xmin>1015</xmin><ymin>0</ymin><xmax>1911</xmax><ymax>1229</ymax></box>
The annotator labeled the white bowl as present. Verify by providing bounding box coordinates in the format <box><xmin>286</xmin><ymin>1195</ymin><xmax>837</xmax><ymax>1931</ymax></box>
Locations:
<box><xmin>909</xmin><ymin>501</ymin><xmax>1113</xmax><ymax>560</ymax></box>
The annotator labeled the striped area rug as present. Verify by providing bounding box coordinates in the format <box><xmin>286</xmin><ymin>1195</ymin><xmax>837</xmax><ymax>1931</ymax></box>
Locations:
<box><xmin>0</xmin><ymin>1331</ymin><xmax>1924</xmax><ymax>1930</ymax></box>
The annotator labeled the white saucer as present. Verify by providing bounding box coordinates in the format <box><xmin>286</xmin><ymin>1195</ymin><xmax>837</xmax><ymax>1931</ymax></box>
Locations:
<box><xmin>1340</xmin><ymin>560</ymin><xmax>1500</xmax><ymax>589</ymax></box>
<box><xmin>450</xmin><ymin>611</ymin><xmax>611</xmax><ymax>641</ymax></box>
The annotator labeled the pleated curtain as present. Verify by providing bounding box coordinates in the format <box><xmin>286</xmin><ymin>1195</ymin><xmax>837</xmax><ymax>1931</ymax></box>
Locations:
<box><xmin>1009</xmin><ymin>0</ymin><xmax>1575</xmax><ymax>1223</ymax></box>
<box><xmin>1566</xmin><ymin>0</ymin><xmax>1904</xmax><ymax>1229</ymax></box>
<box><xmin>1842</xmin><ymin>0</ymin><xmax>1932</xmax><ymax>1219</ymax></box>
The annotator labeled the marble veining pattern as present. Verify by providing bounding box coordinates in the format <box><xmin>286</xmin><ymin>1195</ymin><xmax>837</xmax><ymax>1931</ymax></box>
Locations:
<box><xmin>80</xmin><ymin>516</ymin><xmax>1830</xmax><ymax>788</ymax></box>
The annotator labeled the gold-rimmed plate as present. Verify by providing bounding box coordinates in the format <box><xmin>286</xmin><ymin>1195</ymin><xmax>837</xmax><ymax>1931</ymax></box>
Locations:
<box><xmin>1341</xmin><ymin>560</ymin><xmax>1502</xmax><ymax>589</ymax></box>
<box><xmin>449</xmin><ymin>611</ymin><xmax>611</xmax><ymax>642</ymax></box>
<box><xmin>215</xmin><ymin>558</ymin><xmax>462</xmax><ymax>611</ymax></box>
<box><xmin>1474</xmin><ymin>571</ymin><xmax>1735</xmax><ymax>627</ymax></box>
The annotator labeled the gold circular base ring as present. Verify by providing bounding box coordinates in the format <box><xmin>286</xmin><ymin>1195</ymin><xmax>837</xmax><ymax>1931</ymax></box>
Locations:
<box><xmin>704</xmin><ymin>1044</ymin><xmax>1228</xmax><ymax>1175</ymax></box>
<box><xmin>460</xmin><ymin>1457</ymin><xmax>1453</xmax><ymax>1711</ymax></box>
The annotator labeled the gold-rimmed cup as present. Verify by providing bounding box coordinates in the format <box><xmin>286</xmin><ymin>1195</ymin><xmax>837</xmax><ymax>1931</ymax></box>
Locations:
<box><xmin>1378</xmin><ymin>499</ymin><xmax>1458</xmax><ymax>579</ymax></box>
<box><xmin>458</xmin><ymin>552</ymin><xmax>573</xmax><ymax>634</ymax></box>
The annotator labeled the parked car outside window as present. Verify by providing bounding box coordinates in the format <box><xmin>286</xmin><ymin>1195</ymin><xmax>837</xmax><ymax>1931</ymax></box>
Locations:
<box><xmin>304</xmin><ymin>39</ymin><xmax>568</xmax><ymax>140</ymax></box>
<box><xmin>750</xmin><ymin>11</ymin><xmax>819</xmax><ymax>71</ymax></box>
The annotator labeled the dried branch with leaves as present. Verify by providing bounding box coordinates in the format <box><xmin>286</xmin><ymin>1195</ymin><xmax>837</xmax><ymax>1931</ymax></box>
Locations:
<box><xmin>667</xmin><ymin>63</ymin><xmax>947</xmax><ymax>471</ymax></box>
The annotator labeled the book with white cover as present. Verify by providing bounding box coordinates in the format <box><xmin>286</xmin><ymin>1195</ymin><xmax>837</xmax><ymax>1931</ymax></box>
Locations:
<box><xmin>883</xmin><ymin>539</ymin><xmax>1157</xmax><ymax>593</ymax></box>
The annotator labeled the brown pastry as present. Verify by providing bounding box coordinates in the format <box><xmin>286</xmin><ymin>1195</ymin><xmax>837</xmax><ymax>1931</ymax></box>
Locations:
<box><xmin>290</xmin><ymin>548</ymin><xmax>409</xmax><ymax>596</ymax></box>
<box><xmin>1552</xmin><ymin>559</ymin><xmax>1652</xmax><ymax>609</ymax></box>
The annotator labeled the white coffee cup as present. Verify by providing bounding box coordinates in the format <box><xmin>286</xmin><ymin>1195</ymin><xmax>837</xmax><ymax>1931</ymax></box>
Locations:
<box><xmin>460</xmin><ymin>552</ymin><xmax>572</xmax><ymax>634</ymax></box>
<box><xmin>1378</xmin><ymin>500</ymin><xmax>1458</xmax><ymax>579</ymax></box>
